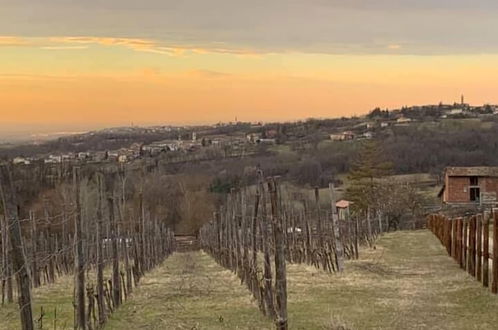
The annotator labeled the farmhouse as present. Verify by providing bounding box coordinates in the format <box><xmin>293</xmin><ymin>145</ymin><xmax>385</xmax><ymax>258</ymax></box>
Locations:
<box><xmin>439</xmin><ymin>167</ymin><xmax>498</xmax><ymax>205</ymax></box>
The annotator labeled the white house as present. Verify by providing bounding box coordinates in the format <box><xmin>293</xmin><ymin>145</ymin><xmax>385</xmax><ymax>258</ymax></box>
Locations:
<box><xmin>396</xmin><ymin>117</ymin><xmax>412</xmax><ymax>124</ymax></box>
<box><xmin>330</xmin><ymin>131</ymin><xmax>355</xmax><ymax>141</ymax></box>
<box><xmin>13</xmin><ymin>157</ymin><xmax>30</xmax><ymax>165</ymax></box>
<box><xmin>446</xmin><ymin>108</ymin><xmax>463</xmax><ymax>115</ymax></box>
<box><xmin>118</xmin><ymin>155</ymin><xmax>128</xmax><ymax>163</ymax></box>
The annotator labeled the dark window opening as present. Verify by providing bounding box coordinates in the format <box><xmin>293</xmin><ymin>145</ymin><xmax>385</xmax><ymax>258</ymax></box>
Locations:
<box><xmin>470</xmin><ymin>187</ymin><xmax>480</xmax><ymax>202</ymax></box>
<box><xmin>470</xmin><ymin>176</ymin><xmax>478</xmax><ymax>186</ymax></box>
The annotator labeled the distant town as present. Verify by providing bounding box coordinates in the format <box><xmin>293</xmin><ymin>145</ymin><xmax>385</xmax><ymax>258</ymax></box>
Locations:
<box><xmin>3</xmin><ymin>98</ymin><xmax>498</xmax><ymax>167</ymax></box>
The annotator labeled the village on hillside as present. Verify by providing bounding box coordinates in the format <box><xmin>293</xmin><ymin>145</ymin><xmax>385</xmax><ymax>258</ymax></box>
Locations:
<box><xmin>6</xmin><ymin>98</ymin><xmax>498</xmax><ymax>167</ymax></box>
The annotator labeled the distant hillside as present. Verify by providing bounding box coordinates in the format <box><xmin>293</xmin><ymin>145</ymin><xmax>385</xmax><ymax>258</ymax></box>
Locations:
<box><xmin>3</xmin><ymin>110</ymin><xmax>498</xmax><ymax>188</ymax></box>
<box><xmin>0</xmin><ymin>126</ymin><xmax>184</xmax><ymax>159</ymax></box>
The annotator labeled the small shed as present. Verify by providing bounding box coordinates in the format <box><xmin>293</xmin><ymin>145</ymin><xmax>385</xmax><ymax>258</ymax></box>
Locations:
<box><xmin>336</xmin><ymin>200</ymin><xmax>351</xmax><ymax>220</ymax></box>
<box><xmin>438</xmin><ymin>167</ymin><xmax>498</xmax><ymax>205</ymax></box>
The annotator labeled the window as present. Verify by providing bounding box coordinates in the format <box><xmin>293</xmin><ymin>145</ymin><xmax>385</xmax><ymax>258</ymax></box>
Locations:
<box><xmin>469</xmin><ymin>177</ymin><xmax>480</xmax><ymax>202</ymax></box>
<box><xmin>470</xmin><ymin>187</ymin><xmax>480</xmax><ymax>202</ymax></box>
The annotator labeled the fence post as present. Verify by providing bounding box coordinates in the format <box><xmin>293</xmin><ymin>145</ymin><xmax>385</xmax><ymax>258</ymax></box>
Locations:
<box><xmin>463</xmin><ymin>218</ymin><xmax>468</xmax><ymax>272</ymax></box>
<box><xmin>492</xmin><ymin>210</ymin><xmax>498</xmax><ymax>294</ymax></box>
<box><xmin>468</xmin><ymin>216</ymin><xmax>476</xmax><ymax>277</ymax></box>
<box><xmin>476</xmin><ymin>214</ymin><xmax>483</xmax><ymax>282</ymax></box>
<box><xmin>446</xmin><ymin>217</ymin><xmax>452</xmax><ymax>255</ymax></box>
<box><xmin>451</xmin><ymin>217</ymin><xmax>457</xmax><ymax>260</ymax></box>
<box><xmin>457</xmin><ymin>218</ymin><xmax>463</xmax><ymax>268</ymax></box>
<box><xmin>483</xmin><ymin>212</ymin><xmax>490</xmax><ymax>288</ymax></box>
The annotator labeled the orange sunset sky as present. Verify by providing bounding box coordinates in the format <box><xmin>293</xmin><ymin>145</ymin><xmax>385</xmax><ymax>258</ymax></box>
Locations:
<box><xmin>2</xmin><ymin>1</ymin><xmax>498</xmax><ymax>135</ymax></box>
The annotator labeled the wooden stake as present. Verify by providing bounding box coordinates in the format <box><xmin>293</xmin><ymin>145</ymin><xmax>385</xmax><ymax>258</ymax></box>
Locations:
<box><xmin>268</xmin><ymin>178</ymin><xmax>287</xmax><ymax>330</ymax></box>
<box><xmin>329</xmin><ymin>183</ymin><xmax>344</xmax><ymax>272</ymax></box>
<box><xmin>483</xmin><ymin>212</ymin><xmax>490</xmax><ymax>288</ymax></box>
<box><xmin>0</xmin><ymin>165</ymin><xmax>34</xmax><ymax>330</ymax></box>
<box><xmin>73</xmin><ymin>167</ymin><xmax>86</xmax><ymax>329</ymax></box>
<box><xmin>492</xmin><ymin>210</ymin><xmax>498</xmax><ymax>294</ymax></box>
<box><xmin>476</xmin><ymin>214</ymin><xmax>482</xmax><ymax>282</ymax></box>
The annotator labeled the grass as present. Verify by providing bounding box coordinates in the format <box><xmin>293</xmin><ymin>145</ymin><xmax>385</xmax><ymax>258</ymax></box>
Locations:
<box><xmin>3</xmin><ymin>230</ymin><xmax>498</xmax><ymax>329</ymax></box>
<box><xmin>286</xmin><ymin>230</ymin><xmax>498</xmax><ymax>329</ymax></box>
<box><xmin>0</xmin><ymin>273</ymin><xmax>75</xmax><ymax>330</ymax></box>
<box><xmin>108</xmin><ymin>230</ymin><xmax>498</xmax><ymax>329</ymax></box>
<box><xmin>105</xmin><ymin>252</ymin><xmax>272</xmax><ymax>330</ymax></box>
<box><xmin>268</xmin><ymin>144</ymin><xmax>296</xmax><ymax>156</ymax></box>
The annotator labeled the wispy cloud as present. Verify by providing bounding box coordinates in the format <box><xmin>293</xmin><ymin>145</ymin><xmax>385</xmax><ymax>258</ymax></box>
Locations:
<box><xmin>187</xmin><ymin>69</ymin><xmax>231</xmax><ymax>78</ymax></box>
<box><xmin>0</xmin><ymin>36</ymin><xmax>28</xmax><ymax>46</ymax></box>
<box><xmin>0</xmin><ymin>35</ymin><xmax>261</xmax><ymax>56</ymax></box>
<box><xmin>40</xmin><ymin>46</ymin><xmax>89</xmax><ymax>50</ymax></box>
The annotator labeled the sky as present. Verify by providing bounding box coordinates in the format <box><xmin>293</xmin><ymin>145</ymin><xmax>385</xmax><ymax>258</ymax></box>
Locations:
<box><xmin>2</xmin><ymin>0</ymin><xmax>498</xmax><ymax>136</ymax></box>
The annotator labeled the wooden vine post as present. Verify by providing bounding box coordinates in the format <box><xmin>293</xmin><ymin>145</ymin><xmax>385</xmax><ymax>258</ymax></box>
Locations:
<box><xmin>106</xmin><ymin>172</ymin><xmax>121</xmax><ymax>309</ymax></box>
<box><xmin>0</xmin><ymin>165</ymin><xmax>34</xmax><ymax>330</ymax></box>
<box><xmin>96</xmin><ymin>173</ymin><xmax>106</xmax><ymax>326</ymax></box>
<box><xmin>314</xmin><ymin>187</ymin><xmax>326</xmax><ymax>270</ymax></box>
<box><xmin>329</xmin><ymin>183</ymin><xmax>344</xmax><ymax>272</ymax></box>
<box><xmin>73</xmin><ymin>167</ymin><xmax>86</xmax><ymax>329</ymax></box>
<box><xmin>268</xmin><ymin>178</ymin><xmax>287</xmax><ymax>330</ymax></box>
<box><xmin>259</xmin><ymin>175</ymin><xmax>275</xmax><ymax>318</ymax></box>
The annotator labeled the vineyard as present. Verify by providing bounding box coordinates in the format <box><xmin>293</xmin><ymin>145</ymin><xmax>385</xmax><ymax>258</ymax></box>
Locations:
<box><xmin>2</xmin><ymin>161</ymin><xmax>498</xmax><ymax>329</ymax></box>
<box><xmin>199</xmin><ymin>173</ymin><xmax>382</xmax><ymax>328</ymax></box>
<box><xmin>0</xmin><ymin>160</ymin><xmax>385</xmax><ymax>330</ymax></box>
<box><xmin>0</xmin><ymin>163</ymin><xmax>175</xmax><ymax>329</ymax></box>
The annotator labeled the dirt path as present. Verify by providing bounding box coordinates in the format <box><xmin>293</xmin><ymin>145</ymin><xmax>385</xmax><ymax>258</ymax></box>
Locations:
<box><xmin>105</xmin><ymin>252</ymin><xmax>272</xmax><ymax>330</ymax></box>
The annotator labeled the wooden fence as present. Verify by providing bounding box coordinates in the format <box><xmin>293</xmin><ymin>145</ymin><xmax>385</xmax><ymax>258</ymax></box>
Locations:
<box><xmin>427</xmin><ymin>212</ymin><xmax>498</xmax><ymax>292</ymax></box>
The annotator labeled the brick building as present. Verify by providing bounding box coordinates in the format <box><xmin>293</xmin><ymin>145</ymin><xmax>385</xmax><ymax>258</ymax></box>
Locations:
<box><xmin>439</xmin><ymin>167</ymin><xmax>498</xmax><ymax>205</ymax></box>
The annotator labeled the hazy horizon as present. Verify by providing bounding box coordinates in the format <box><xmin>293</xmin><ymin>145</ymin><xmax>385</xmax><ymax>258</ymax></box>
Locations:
<box><xmin>0</xmin><ymin>94</ymin><xmax>483</xmax><ymax>142</ymax></box>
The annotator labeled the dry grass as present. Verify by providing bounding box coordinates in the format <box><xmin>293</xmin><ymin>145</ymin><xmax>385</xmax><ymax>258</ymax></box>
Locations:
<box><xmin>2</xmin><ymin>230</ymin><xmax>498</xmax><ymax>329</ymax></box>
<box><xmin>0</xmin><ymin>273</ymin><xmax>75</xmax><ymax>330</ymax></box>
<box><xmin>286</xmin><ymin>230</ymin><xmax>498</xmax><ymax>329</ymax></box>
<box><xmin>105</xmin><ymin>252</ymin><xmax>272</xmax><ymax>330</ymax></box>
